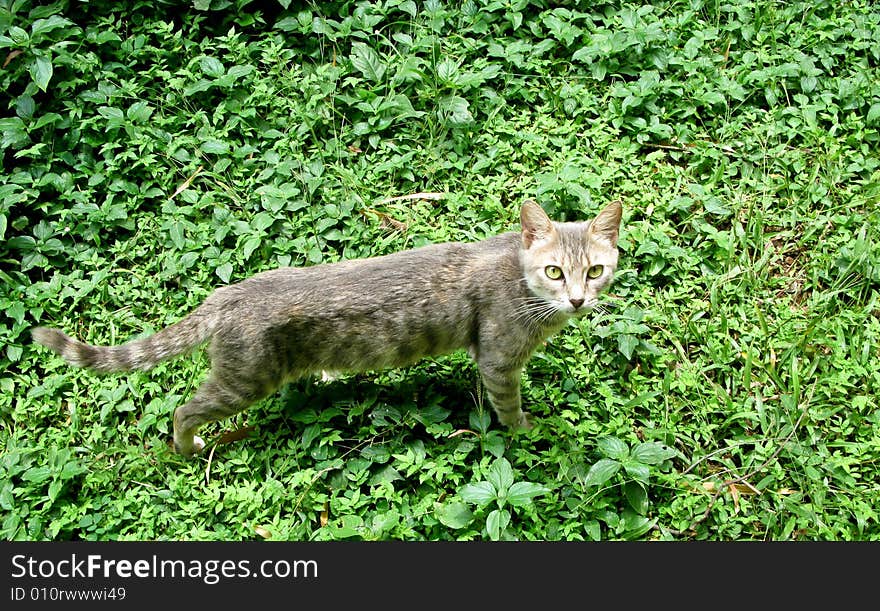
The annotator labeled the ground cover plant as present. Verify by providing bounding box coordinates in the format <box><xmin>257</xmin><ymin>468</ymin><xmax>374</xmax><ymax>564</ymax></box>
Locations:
<box><xmin>1</xmin><ymin>0</ymin><xmax>878</xmax><ymax>541</ymax></box>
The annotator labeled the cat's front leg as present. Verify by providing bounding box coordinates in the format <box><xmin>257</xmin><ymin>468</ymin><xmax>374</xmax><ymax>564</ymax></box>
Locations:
<box><xmin>477</xmin><ymin>361</ymin><xmax>531</xmax><ymax>430</ymax></box>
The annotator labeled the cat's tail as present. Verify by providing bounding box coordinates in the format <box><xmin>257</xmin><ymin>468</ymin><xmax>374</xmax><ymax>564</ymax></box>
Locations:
<box><xmin>32</xmin><ymin>303</ymin><xmax>220</xmax><ymax>373</ymax></box>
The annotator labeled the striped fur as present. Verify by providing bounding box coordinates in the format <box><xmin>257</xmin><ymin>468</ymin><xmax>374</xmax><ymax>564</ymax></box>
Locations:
<box><xmin>32</xmin><ymin>200</ymin><xmax>622</xmax><ymax>456</ymax></box>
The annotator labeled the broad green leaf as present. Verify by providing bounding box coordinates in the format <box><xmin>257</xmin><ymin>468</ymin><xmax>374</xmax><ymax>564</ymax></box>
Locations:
<box><xmin>622</xmin><ymin>460</ymin><xmax>650</xmax><ymax>483</ymax></box>
<box><xmin>631</xmin><ymin>442</ymin><xmax>677</xmax><ymax>465</ymax></box>
<box><xmin>30</xmin><ymin>15</ymin><xmax>74</xmax><ymax>38</ymax></box>
<box><xmin>436</xmin><ymin>57</ymin><xmax>460</xmax><ymax>84</ymax></box>
<box><xmin>329</xmin><ymin>514</ymin><xmax>363</xmax><ymax>539</ymax></box>
<box><xmin>459</xmin><ymin>481</ymin><xmax>496</xmax><ymax>507</ymax></box>
<box><xmin>507</xmin><ymin>481</ymin><xmax>550</xmax><ymax>507</ymax></box>
<box><xmin>169</xmin><ymin>224</ymin><xmax>185</xmax><ymax>249</ymax></box>
<box><xmin>486</xmin><ymin>509</ymin><xmax>510</xmax><ymax>541</ymax></box>
<box><xmin>6</xmin><ymin>345</ymin><xmax>22</xmax><ymax>363</ymax></box>
<box><xmin>624</xmin><ymin>481</ymin><xmax>648</xmax><ymax>514</ymax></box>
<box><xmin>21</xmin><ymin>466</ymin><xmax>52</xmax><ymax>483</ymax></box>
<box><xmin>487</xmin><ymin>457</ymin><xmax>515</xmax><ymax>496</ymax></box>
<box><xmin>437</xmin><ymin>95</ymin><xmax>473</xmax><ymax>126</ymax></box>
<box><xmin>483</xmin><ymin>433</ymin><xmax>506</xmax><ymax>459</ymax></box>
<box><xmin>15</xmin><ymin>96</ymin><xmax>35</xmax><ymax>119</ymax></box>
<box><xmin>622</xmin><ymin>510</ymin><xmax>655</xmax><ymax>539</ymax></box>
<box><xmin>30</xmin><ymin>54</ymin><xmax>53</xmax><ymax>91</ymax></box>
<box><xmin>350</xmin><ymin>42</ymin><xmax>385</xmax><ymax>82</ymax></box>
<box><xmin>200</xmin><ymin>140</ymin><xmax>229</xmax><ymax>154</ymax></box>
<box><xmin>867</xmin><ymin>103</ymin><xmax>880</xmax><ymax>125</ymax></box>
<box><xmin>200</xmin><ymin>56</ymin><xmax>225</xmax><ymax>78</ymax></box>
<box><xmin>435</xmin><ymin>502</ymin><xmax>474</xmax><ymax>529</ymax></box>
<box><xmin>583</xmin><ymin>458</ymin><xmax>621</xmax><ymax>487</ymax></box>
<box><xmin>368</xmin><ymin>465</ymin><xmax>403</xmax><ymax>486</ymax></box>
<box><xmin>216</xmin><ymin>262</ymin><xmax>233</xmax><ymax>283</ymax></box>
<box><xmin>617</xmin><ymin>334</ymin><xmax>638</xmax><ymax>360</ymax></box>
<box><xmin>242</xmin><ymin>235</ymin><xmax>261</xmax><ymax>260</ymax></box>
<box><xmin>597</xmin><ymin>436</ymin><xmax>629</xmax><ymax>460</ymax></box>
<box><xmin>469</xmin><ymin>409</ymin><xmax>491</xmax><ymax>433</ymax></box>
<box><xmin>8</xmin><ymin>26</ymin><xmax>29</xmax><ymax>45</ymax></box>
<box><xmin>0</xmin><ymin>117</ymin><xmax>29</xmax><ymax>149</ymax></box>
<box><xmin>127</xmin><ymin>101</ymin><xmax>153</xmax><ymax>123</ymax></box>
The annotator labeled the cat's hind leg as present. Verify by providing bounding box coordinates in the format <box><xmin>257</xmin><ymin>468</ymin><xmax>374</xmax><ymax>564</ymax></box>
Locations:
<box><xmin>172</xmin><ymin>374</ymin><xmax>269</xmax><ymax>456</ymax></box>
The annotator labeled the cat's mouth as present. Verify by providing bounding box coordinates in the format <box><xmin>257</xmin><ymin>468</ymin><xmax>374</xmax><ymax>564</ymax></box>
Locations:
<box><xmin>565</xmin><ymin>298</ymin><xmax>597</xmax><ymax>315</ymax></box>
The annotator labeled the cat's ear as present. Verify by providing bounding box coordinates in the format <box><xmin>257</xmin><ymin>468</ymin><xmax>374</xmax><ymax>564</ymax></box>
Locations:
<box><xmin>521</xmin><ymin>200</ymin><xmax>555</xmax><ymax>248</ymax></box>
<box><xmin>589</xmin><ymin>200</ymin><xmax>622</xmax><ymax>247</ymax></box>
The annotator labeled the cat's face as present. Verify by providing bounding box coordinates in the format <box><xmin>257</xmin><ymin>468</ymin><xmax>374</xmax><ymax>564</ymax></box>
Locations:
<box><xmin>519</xmin><ymin>200</ymin><xmax>622</xmax><ymax>317</ymax></box>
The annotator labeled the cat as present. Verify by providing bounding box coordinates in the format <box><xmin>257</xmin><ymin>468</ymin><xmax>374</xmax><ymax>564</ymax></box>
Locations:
<box><xmin>32</xmin><ymin>199</ymin><xmax>622</xmax><ymax>456</ymax></box>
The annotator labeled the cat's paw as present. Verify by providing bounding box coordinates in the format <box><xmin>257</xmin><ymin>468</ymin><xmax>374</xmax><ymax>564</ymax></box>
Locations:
<box><xmin>173</xmin><ymin>435</ymin><xmax>206</xmax><ymax>457</ymax></box>
<box><xmin>320</xmin><ymin>370</ymin><xmax>340</xmax><ymax>383</ymax></box>
<box><xmin>519</xmin><ymin>412</ymin><xmax>534</xmax><ymax>431</ymax></box>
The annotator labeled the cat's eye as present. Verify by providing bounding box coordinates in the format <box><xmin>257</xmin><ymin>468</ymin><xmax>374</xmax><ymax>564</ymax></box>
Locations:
<box><xmin>544</xmin><ymin>265</ymin><xmax>564</xmax><ymax>280</ymax></box>
<box><xmin>587</xmin><ymin>265</ymin><xmax>604</xmax><ymax>279</ymax></box>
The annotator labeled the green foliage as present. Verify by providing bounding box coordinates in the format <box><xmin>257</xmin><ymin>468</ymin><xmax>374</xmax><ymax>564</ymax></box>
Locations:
<box><xmin>455</xmin><ymin>457</ymin><xmax>550</xmax><ymax>540</ymax></box>
<box><xmin>2</xmin><ymin>0</ymin><xmax>879</xmax><ymax>540</ymax></box>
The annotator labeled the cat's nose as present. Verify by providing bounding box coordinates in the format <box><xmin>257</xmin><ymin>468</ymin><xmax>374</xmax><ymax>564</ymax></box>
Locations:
<box><xmin>569</xmin><ymin>298</ymin><xmax>585</xmax><ymax>309</ymax></box>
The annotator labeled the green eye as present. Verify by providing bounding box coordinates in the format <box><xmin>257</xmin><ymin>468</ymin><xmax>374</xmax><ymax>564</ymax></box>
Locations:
<box><xmin>587</xmin><ymin>265</ymin><xmax>604</xmax><ymax>279</ymax></box>
<box><xmin>545</xmin><ymin>265</ymin><xmax>564</xmax><ymax>280</ymax></box>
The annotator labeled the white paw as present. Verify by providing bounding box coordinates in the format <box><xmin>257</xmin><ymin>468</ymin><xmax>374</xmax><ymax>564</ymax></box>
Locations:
<box><xmin>193</xmin><ymin>435</ymin><xmax>206</xmax><ymax>452</ymax></box>
<box><xmin>320</xmin><ymin>370</ymin><xmax>340</xmax><ymax>383</ymax></box>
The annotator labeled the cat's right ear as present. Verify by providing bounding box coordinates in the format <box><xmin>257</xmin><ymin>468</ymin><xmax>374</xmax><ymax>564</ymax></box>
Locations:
<box><xmin>520</xmin><ymin>200</ymin><xmax>554</xmax><ymax>248</ymax></box>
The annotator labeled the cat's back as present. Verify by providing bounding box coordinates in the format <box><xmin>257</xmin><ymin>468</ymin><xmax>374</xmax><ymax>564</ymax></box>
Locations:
<box><xmin>237</xmin><ymin>231</ymin><xmax>522</xmax><ymax>303</ymax></box>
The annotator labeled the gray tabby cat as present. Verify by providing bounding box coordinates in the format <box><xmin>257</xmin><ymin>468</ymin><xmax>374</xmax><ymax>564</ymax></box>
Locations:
<box><xmin>32</xmin><ymin>199</ymin><xmax>622</xmax><ymax>456</ymax></box>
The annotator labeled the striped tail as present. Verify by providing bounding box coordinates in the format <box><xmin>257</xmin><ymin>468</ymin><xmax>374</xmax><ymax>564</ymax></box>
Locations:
<box><xmin>32</xmin><ymin>305</ymin><xmax>219</xmax><ymax>373</ymax></box>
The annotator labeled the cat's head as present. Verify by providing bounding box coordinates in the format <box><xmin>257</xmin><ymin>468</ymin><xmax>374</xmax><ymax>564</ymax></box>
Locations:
<box><xmin>519</xmin><ymin>199</ymin><xmax>622</xmax><ymax>317</ymax></box>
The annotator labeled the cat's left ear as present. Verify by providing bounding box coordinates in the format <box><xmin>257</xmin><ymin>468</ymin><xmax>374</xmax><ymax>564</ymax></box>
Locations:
<box><xmin>521</xmin><ymin>199</ymin><xmax>555</xmax><ymax>248</ymax></box>
<box><xmin>589</xmin><ymin>200</ymin><xmax>623</xmax><ymax>247</ymax></box>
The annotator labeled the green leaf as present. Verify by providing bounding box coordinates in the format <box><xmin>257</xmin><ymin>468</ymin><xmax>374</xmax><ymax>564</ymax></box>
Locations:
<box><xmin>622</xmin><ymin>460</ymin><xmax>650</xmax><ymax>483</ymax></box>
<box><xmin>435</xmin><ymin>502</ymin><xmax>474</xmax><ymax>529</ymax></box>
<box><xmin>216</xmin><ymin>262</ymin><xmax>233</xmax><ymax>283</ymax></box>
<box><xmin>0</xmin><ymin>117</ymin><xmax>29</xmax><ymax>149</ymax></box>
<box><xmin>242</xmin><ymin>235</ymin><xmax>261</xmax><ymax>260</ymax></box>
<box><xmin>867</xmin><ymin>103</ymin><xmax>880</xmax><ymax>125</ymax></box>
<box><xmin>486</xmin><ymin>509</ymin><xmax>510</xmax><ymax>541</ymax></box>
<box><xmin>201</xmin><ymin>140</ymin><xmax>229</xmax><ymax>154</ymax></box>
<box><xmin>21</xmin><ymin>466</ymin><xmax>52</xmax><ymax>483</ymax></box>
<box><xmin>459</xmin><ymin>481</ymin><xmax>496</xmax><ymax>507</ymax></box>
<box><xmin>30</xmin><ymin>54</ymin><xmax>53</xmax><ymax>91</ymax></box>
<box><xmin>30</xmin><ymin>15</ymin><xmax>74</xmax><ymax>38</ymax></box>
<box><xmin>469</xmin><ymin>409</ymin><xmax>491</xmax><ymax>433</ymax></box>
<box><xmin>597</xmin><ymin>436</ymin><xmax>629</xmax><ymax>460</ymax></box>
<box><xmin>8</xmin><ymin>26</ymin><xmax>29</xmax><ymax>45</ymax></box>
<box><xmin>350</xmin><ymin>42</ymin><xmax>386</xmax><ymax>82</ymax></box>
<box><xmin>487</xmin><ymin>457</ymin><xmax>515</xmax><ymax>496</ymax></box>
<box><xmin>437</xmin><ymin>95</ymin><xmax>473</xmax><ymax>126</ymax></box>
<box><xmin>200</xmin><ymin>56</ymin><xmax>225</xmax><ymax>78</ymax></box>
<box><xmin>169</xmin><ymin>224</ymin><xmax>186</xmax><ymax>250</ymax></box>
<box><xmin>328</xmin><ymin>514</ymin><xmax>363</xmax><ymax>539</ymax></box>
<box><xmin>583</xmin><ymin>458</ymin><xmax>621</xmax><ymax>487</ymax></box>
<box><xmin>507</xmin><ymin>481</ymin><xmax>550</xmax><ymax>507</ymax></box>
<box><xmin>624</xmin><ymin>481</ymin><xmax>648</xmax><ymax>514</ymax></box>
<box><xmin>621</xmin><ymin>510</ymin><xmax>655</xmax><ymax>539</ymax></box>
<box><xmin>617</xmin><ymin>334</ymin><xmax>638</xmax><ymax>360</ymax></box>
<box><xmin>7</xmin><ymin>345</ymin><xmax>22</xmax><ymax>362</ymax></box>
<box><xmin>631</xmin><ymin>442</ymin><xmax>677</xmax><ymax>465</ymax></box>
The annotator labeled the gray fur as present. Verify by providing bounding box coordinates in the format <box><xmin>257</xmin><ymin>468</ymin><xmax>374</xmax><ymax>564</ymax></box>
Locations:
<box><xmin>32</xmin><ymin>200</ymin><xmax>623</xmax><ymax>455</ymax></box>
